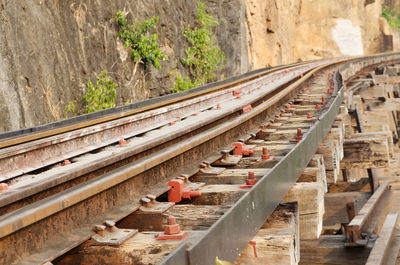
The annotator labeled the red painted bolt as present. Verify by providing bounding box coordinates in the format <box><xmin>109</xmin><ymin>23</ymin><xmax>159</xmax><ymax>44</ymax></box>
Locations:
<box><xmin>315</xmin><ymin>104</ymin><xmax>321</xmax><ymax>110</ymax></box>
<box><xmin>257</xmin><ymin>86</ymin><xmax>261</xmax><ymax>90</ymax></box>
<box><xmin>242</xmin><ymin>104</ymin><xmax>252</xmax><ymax>114</ymax></box>
<box><xmin>286</xmin><ymin>104</ymin><xmax>292</xmax><ymax>109</ymax></box>
<box><xmin>0</xmin><ymin>183</ymin><xmax>8</xmax><ymax>191</ymax></box>
<box><xmin>62</xmin><ymin>159</ymin><xmax>71</xmax><ymax>166</ymax></box>
<box><xmin>156</xmin><ymin>215</ymin><xmax>188</xmax><ymax>240</ymax></box>
<box><xmin>321</xmin><ymin>96</ymin><xmax>326</xmax><ymax>105</ymax></box>
<box><xmin>296</xmin><ymin>128</ymin><xmax>302</xmax><ymax>141</ymax></box>
<box><xmin>249</xmin><ymin>240</ymin><xmax>258</xmax><ymax>258</ymax></box>
<box><xmin>217</xmin><ymin>104</ymin><xmax>221</xmax><ymax>109</ymax></box>
<box><xmin>240</xmin><ymin>171</ymin><xmax>258</xmax><ymax>189</ymax></box>
<box><xmin>169</xmin><ymin>121</ymin><xmax>175</xmax><ymax>126</ymax></box>
<box><xmin>233</xmin><ymin>142</ymin><xmax>254</xmax><ymax>156</ymax></box>
<box><xmin>307</xmin><ymin>113</ymin><xmax>313</xmax><ymax>119</ymax></box>
<box><xmin>119</xmin><ymin>139</ymin><xmax>127</xmax><ymax>146</ymax></box>
<box><xmin>168</xmin><ymin>179</ymin><xmax>201</xmax><ymax>203</ymax></box>
<box><xmin>164</xmin><ymin>216</ymin><xmax>180</xmax><ymax>235</ymax></box>
<box><xmin>193</xmin><ymin>113</ymin><xmax>198</xmax><ymax>116</ymax></box>
<box><xmin>262</xmin><ymin>147</ymin><xmax>270</xmax><ymax>159</ymax></box>
<box><xmin>233</xmin><ymin>89</ymin><xmax>241</xmax><ymax>97</ymax></box>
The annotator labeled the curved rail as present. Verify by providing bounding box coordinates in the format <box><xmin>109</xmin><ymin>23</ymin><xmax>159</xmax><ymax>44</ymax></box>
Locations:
<box><xmin>0</xmin><ymin>53</ymin><xmax>399</xmax><ymax>265</ymax></box>
<box><xmin>0</xmin><ymin>61</ymin><xmax>307</xmax><ymax>149</ymax></box>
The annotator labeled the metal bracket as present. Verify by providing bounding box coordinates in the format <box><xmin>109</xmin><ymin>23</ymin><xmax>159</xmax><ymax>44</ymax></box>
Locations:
<box><xmin>177</xmin><ymin>174</ymin><xmax>205</xmax><ymax>190</ymax></box>
<box><xmin>91</xmin><ymin>220</ymin><xmax>138</xmax><ymax>246</ymax></box>
<box><xmin>137</xmin><ymin>194</ymin><xmax>174</xmax><ymax>214</ymax></box>
<box><xmin>199</xmin><ymin>162</ymin><xmax>225</xmax><ymax>175</ymax></box>
<box><xmin>212</xmin><ymin>150</ymin><xmax>242</xmax><ymax>166</ymax></box>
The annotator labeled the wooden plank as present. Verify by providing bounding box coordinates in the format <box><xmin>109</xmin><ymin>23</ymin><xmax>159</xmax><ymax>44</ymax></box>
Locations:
<box><xmin>55</xmin><ymin>231</ymin><xmax>205</xmax><ymax>265</ymax></box>
<box><xmin>365</xmin><ymin>213</ymin><xmax>399</xmax><ymax>265</ymax></box>
<box><xmin>328</xmin><ymin>178</ymin><xmax>371</xmax><ymax>193</ymax></box>
<box><xmin>191</xmin><ymin>168</ymin><xmax>271</xmax><ymax>184</ymax></box>
<box><xmin>345</xmin><ymin>182</ymin><xmax>390</xmax><ymax>244</ymax></box>
<box><xmin>253</xmin><ymin>145</ymin><xmax>295</xmax><ymax>156</ymax></box>
<box><xmin>283</xmin><ymin>182</ymin><xmax>324</xmax><ymax>239</ymax></box>
<box><xmin>325</xmin><ymin>127</ymin><xmax>344</xmax><ymax>160</ymax></box>
<box><xmin>362</xmin><ymin>111</ymin><xmax>398</xmax><ymax>135</ymax></box>
<box><xmin>358</xmin><ymin>85</ymin><xmax>387</xmax><ymax>98</ymax></box>
<box><xmin>299</xmin><ymin>235</ymin><xmax>371</xmax><ymax>265</ymax></box>
<box><xmin>191</xmin><ymin>184</ymin><xmax>247</xmax><ymax>205</ymax></box>
<box><xmin>317</xmin><ymin>140</ymin><xmax>337</xmax><ymax>171</ymax></box>
<box><xmin>235</xmin><ymin>202</ymin><xmax>299</xmax><ymax>265</ymax></box>
<box><xmin>341</xmin><ymin>133</ymin><xmax>389</xmax><ymax>169</ymax></box>
<box><xmin>307</xmin><ymin>154</ymin><xmax>327</xmax><ymax>192</ymax></box>
<box><xmin>323</xmin><ymin>192</ymin><xmax>370</xmax><ymax>226</ymax></box>
<box><xmin>119</xmin><ymin>205</ymin><xmax>230</xmax><ymax>232</ymax></box>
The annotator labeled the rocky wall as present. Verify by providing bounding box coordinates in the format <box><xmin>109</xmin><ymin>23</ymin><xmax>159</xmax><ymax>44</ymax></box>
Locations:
<box><xmin>0</xmin><ymin>0</ymin><xmax>248</xmax><ymax>131</ymax></box>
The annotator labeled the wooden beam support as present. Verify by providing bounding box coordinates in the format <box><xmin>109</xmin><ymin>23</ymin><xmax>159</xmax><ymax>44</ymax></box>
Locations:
<box><xmin>323</xmin><ymin>192</ymin><xmax>370</xmax><ymax>226</ymax></box>
<box><xmin>341</xmin><ymin>133</ymin><xmax>389</xmax><ymax>169</ymax></box>
<box><xmin>345</xmin><ymin>182</ymin><xmax>390</xmax><ymax>246</ymax></box>
<box><xmin>299</xmin><ymin>235</ymin><xmax>371</xmax><ymax>265</ymax></box>
<box><xmin>283</xmin><ymin>182</ymin><xmax>324</xmax><ymax>239</ymax></box>
<box><xmin>235</xmin><ymin>202</ymin><xmax>299</xmax><ymax>265</ymax></box>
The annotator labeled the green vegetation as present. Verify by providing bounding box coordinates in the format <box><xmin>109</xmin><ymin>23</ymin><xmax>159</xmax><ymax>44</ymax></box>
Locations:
<box><xmin>63</xmin><ymin>101</ymin><xmax>76</xmax><ymax>118</ymax></box>
<box><xmin>172</xmin><ymin>1</ymin><xmax>225</xmax><ymax>93</ymax></box>
<box><xmin>382</xmin><ymin>5</ymin><xmax>400</xmax><ymax>28</ymax></box>
<box><xmin>82</xmin><ymin>70</ymin><xmax>117</xmax><ymax>113</ymax></box>
<box><xmin>116</xmin><ymin>12</ymin><xmax>167</xmax><ymax>69</ymax></box>
<box><xmin>171</xmin><ymin>74</ymin><xmax>198</xmax><ymax>93</ymax></box>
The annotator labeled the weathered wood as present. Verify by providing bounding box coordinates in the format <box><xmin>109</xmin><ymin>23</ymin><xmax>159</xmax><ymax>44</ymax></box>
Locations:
<box><xmin>325</xmin><ymin>128</ymin><xmax>344</xmax><ymax>160</ymax></box>
<box><xmin>341</xmin><ymin>133</ymin><xmax>389</xmax><ymax>169</ymax></box>
<box><xmin>365</xmin><ymin>213</ymin><xmax>399</xmax><ymax>265</ymax></box>
<box><xmin>317</xmin><ymin>141</ymin><xmax>336</xmax><ymax>171</ymax></box>
<box><xmin>191</xmin><ymin>184</ymin><xmax>247</xmax><ymax>205</ymax></box>
<box><xmin>235</xmin><ymin>203</ymin><xmax>299</xmax><ymax>265</ymax></box>
<box><xmin>328</xmin><ymin>178</ymin><xmax>371</xmax><ymax>193</ymax></box>
<box><xmin>283</xmin><ymin>182</ymin><xmax>324</xmax><ymax>239</ymax></box>
<box><xmin>299</xmin><ymin>235</ymin><xmax>371</xmax><ymax>265</ymax></box>
<box><xmin>317</xmin><ymin>140</ymin><xmax>340</xmax><ymax>183</ymax></box>
<box><xmin>323</xmin><ymin>192</ymin><xmax>370</xmax><ymax>226</ymax></box>
<box><xmin>191</xmin><ymin>168</ymin><xmax>271</xmax><ymax>184</ymax></box>
<box><xmin>55</xmin><ymin>231</ymin><xmax>204</xmax><ymax>265</ymax></box>
<box><xmin>253</xmin><ymin>145</ymin><xmax>295</xmax><ymax>156</ymax></box>
<box><xmin>362</xmin><ymin>111</ymin><xmax>398</xmax><ymax>136</ymax></box>
<box><xmin>298</xmin><ymin>167</ymin><xmax>321</xmax><ymax>183</ymax></box>
<box><xmin>358</xmin><ymin>84</ymin><xmax>387</xmax><ymax>98</ymax></box>
<box><xmin>268</xmin><ymin>129</ymin><xmax>309</xmax><ymax>141</ymax></box>
<box><xmin>307</xmin><ymin>154</ymin><xmax>327</xmax><ymax>192</ymax></box>
<box><xmin>119</xmin><ymin>205</ymin><xmax>230</xmax><ymax>232</ymax></box>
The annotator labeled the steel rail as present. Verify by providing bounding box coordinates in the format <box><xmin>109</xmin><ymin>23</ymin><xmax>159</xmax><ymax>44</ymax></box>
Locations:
<box><xmin>1</xmin><ymin>53</ymin><xmax>399</xmax><ymax>265</ymax></box>
<box><xmin>0</xmin><ymin>61</ymin><xmax>333</xmax><ymax>239</ymax></box>
<box><xmin>0</xmin><ymin>59</ymin><xmax>341</xmax><ymax>265</ymax></box>
<box><xmin>0</xmin><ymin>62</ymin><xmax>323</xmax><ymax>209</ymax></box>
<box><xmin>160</xmin><ymin>53</ymin><xmax>400</xmax><ymax>264</ymax></box>
<box><xmin>0</xmin><ymin>62</ymin><xmax>309</xmax><ymax>149</ymax></box>
<box><xmin>0</xmin><ymin>62</ymin><xmax>317</xmax><ymax>183</ymax></box>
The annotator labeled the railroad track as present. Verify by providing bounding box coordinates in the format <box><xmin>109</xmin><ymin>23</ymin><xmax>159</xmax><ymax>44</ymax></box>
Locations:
<box><xmin>0</xmin><ymin>53</ymin><xmax>399</xmax><ymax>265</ymax></box>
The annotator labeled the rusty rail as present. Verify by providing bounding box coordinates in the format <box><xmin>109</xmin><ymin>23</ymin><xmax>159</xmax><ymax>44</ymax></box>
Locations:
<box><xmin>0</xmin><ymin>53</ymin><xmax>399</xmax><ymax>265</ymax></box>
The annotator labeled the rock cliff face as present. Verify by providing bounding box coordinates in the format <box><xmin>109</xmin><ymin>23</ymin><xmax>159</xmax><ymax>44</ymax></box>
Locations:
<box><xmin>245</xmin><ymin>0</ymin><xmax>385</xmax><ymax>69</ymax></box>
<box><xmin>0</xmin><ymin>0</ymin><xmax>248</xmax><ymax>131</ymax></box>
<box><xmin>0</xmin><ymin>0</ymin><xmax>390</xmax><ymax>132</ymax></box>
